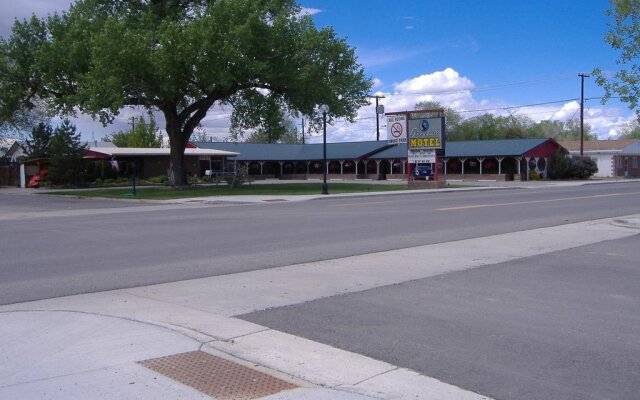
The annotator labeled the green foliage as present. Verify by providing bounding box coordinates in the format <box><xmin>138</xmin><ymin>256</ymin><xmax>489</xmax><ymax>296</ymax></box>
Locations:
<box><xmin>147</xmin><ymin>175</ymin><xmax>170</xmax><ymax>184</ymax></box>
<box><xmin>104</xmin><ymin>114</ymin><xmax>162</xmax><ymax>147</ymax></box>
<box><xmin>47</xmin><ymin>119</ymin><xmax>87</xmax><ymax>185</ymax></box>
<box><xmin>594</xmin><ymin>0</ymin><xmax>640</xmax><ymax>116</ymax></box>
<box><xmin>529</xmin><ymin>170</ymin><xmax>541</xmax><ymax>180</ymax></box>
<box><xmin>0</xmin><ymin>0</ymin><xmax>371</xmax><ymax>186</ymax></box>
<box><xmin>451</xmin><ymin>114</ymin><xmax>534</xmax><ymax>141</ymax></box>
<box><xmin>548</xmin><ymin>151</ymin><xmax>573</xmax><ymax>179</ymax></box>
<box><xmin>239</xmin><ymin>119</ymin><xmax>302</xmax><ymax>143</ymax></box>
<box><xmin>25</xmin><ymin>122</ymin><xmax>53</xmax><ymax>159</ymax></box>
<box><xmin>618</xmin><ymin>120</ymin><xmax>640</xmax><ymax>138</ymax></box>
<box><xmin>225</xmin><ymin>165</ymin><xmax>251</xmax><ymax>187</ymax></box>
<box><xmin>570</xmin><ymin>156</ymin><xmax>599</xmax><ymax>179</ymax></box>
<box><xmin>440</xmin><ymin>111</ymin><xmax>597</xmax><ymax>142</ymax></box>
<box><xmin>548</xmin><ymin>152</ymin><xmax>598</xmax><ymax>180</ymax></box>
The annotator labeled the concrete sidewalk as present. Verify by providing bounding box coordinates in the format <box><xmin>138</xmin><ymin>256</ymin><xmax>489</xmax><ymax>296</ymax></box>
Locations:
<box><xmin>1</xmin><ymin>215</ymin><xmax>639</xmax><ymax>399</ymax></box>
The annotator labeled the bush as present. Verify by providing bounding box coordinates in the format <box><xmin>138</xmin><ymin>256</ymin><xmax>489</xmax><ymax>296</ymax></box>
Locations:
<box><xmin>548</xmin><ymin>152</ymin><xmax>598</xmax><ymax>180</ymax></box>
<box><xmin>529</xmin><ymin>170</ymin><xmax>541</xmax><ymax>180</ymax></box>
<box><xmin>148</xmin><ymin>175</ymin><xmax>169</xmax><ymax>184</ymax></box>
<box><xmin>225</xmin><ymin>166</ymin><xmax>251</xmax><ymax>188</ymax></box>
<box><xmin>570</xmin><ymin>156</ymin><xmax>598</xmax><ymax>179</ymax></box>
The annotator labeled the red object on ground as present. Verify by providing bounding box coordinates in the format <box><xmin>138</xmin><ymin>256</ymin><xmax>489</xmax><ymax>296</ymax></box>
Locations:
<box><xmin>27</xmin><ymin>168</ymin><xmax>48</xmax><ymax>188</ymax></box>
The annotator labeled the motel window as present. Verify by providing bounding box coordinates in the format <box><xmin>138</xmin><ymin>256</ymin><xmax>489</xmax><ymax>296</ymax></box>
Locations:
<box><xmin>617</xmin><ymin>157</ymin><xmax>622</xmax><ymax>168</ymax></box>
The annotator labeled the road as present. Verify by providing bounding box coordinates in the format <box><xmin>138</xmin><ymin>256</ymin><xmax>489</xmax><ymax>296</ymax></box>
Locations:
<box><xmin>1</xmin><ymin>181</ymin><xmax>640</xmax><ymax>305</ymax></box>
<box><xmin>241</xmin><ymin>232</ymin><xmax>640</xmax><ymax>400</ymax></box>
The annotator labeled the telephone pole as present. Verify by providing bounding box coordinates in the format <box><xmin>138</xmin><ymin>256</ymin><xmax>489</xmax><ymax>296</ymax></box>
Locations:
<box><xmin>579</xmin><ymin>73</ymin><xmax>590</xmax><ymax>156</ymax></box>
<box><xmin>371</xmin><ymin>94</ymin><xmax>386</xmax><ymax>141</ymax></box>
<box><xmin>301</xmin><ymin>118</ymin><xmax>305</xmax><ymax>144</ymax></box>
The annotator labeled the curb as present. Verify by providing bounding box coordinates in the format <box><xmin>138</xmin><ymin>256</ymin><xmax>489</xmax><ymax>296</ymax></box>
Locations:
<box><xmin>611</xmin><ymin>218</ymin><xmax>640</xmax><ymax>229</ymax></box>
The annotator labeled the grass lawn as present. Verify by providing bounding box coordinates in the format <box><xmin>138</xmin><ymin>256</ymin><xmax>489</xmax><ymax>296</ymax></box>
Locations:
<box><xmin>45</xmin><ymin>182</ymin><xmax>409</xmax><ymax>200</ymax></box>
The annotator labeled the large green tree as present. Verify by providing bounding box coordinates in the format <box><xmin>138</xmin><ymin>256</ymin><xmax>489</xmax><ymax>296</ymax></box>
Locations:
<box><xmin>25</xmin><ymin>122</ymin><xmax>53</xmax><ymax>159</ymax></box>
<box><xmin>48</xmin><ymin>119</ymin><xmax>87</xmax><ymax>185</ymax></box>
<box><xmin>0</xmin><ymin>0</ymin><xmax>371</xmax><ymax>185</ymax></box>
<box><xmin>105</xmin><ymin>114</ymin><xmax>162</xmax><ymax>148</ymax></box>
<box><xmin>594</xmin><ymin>0</ymin><xmax>640</xmax><ymax>118</ymax></box>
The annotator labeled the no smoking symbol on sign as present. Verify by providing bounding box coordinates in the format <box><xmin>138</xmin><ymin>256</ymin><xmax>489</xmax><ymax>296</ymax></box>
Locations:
<box><xmin>391</xmin><ymin>122</ymin><xmax>403</xmax><ymax>138</ymax></box>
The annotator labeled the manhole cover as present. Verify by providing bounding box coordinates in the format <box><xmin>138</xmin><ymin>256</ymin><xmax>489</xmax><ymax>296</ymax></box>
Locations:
<box><xmin>139</xmin><ymin>350</ymin><xmax>298</xmax><ymax>399</ymax></box>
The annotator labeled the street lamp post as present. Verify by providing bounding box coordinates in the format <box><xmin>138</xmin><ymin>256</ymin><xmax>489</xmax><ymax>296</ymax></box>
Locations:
<box><xmin>319</xmin><ymin>104</ymin><xmax>329</xmax><ymax>194</ymax></box>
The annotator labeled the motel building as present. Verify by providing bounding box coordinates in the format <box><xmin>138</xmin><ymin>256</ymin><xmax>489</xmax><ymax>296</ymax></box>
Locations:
<box><xmin>192</xmin><ymin>137</ymin><xmax>565</xmax><ymax>182</ymax></box>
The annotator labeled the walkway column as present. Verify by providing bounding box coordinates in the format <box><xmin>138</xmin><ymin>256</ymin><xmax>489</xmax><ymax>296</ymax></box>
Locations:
<box><xmin>259</xmin><ymin>161</ymin><xmax>265</xmax><ymax>175</ymax></box>
<box><xmin>441</xmin><ymin>158</ymin><xmax>448</xmax><ymax>175</ymax></box>
<box><xmin>355</xmin><ymin>161</ymin><xmax>359</xmax><ymax>175</ymax></box>
<box><xmin>279</xmin><ymin>161</ymin><xmax>284</xmax><ymax>176</ymax></box>
<box><xmin>516</xmin><ymin>157</ymin><xmax>522</xmax><ymax>177</ymax></box>
<box><xmin>460</xmin><ymin>158</ymin><xmax>467</xmax><ymax>175</ymax></box>
<box><xmin>401</xmin><ymin>160</ymin><xmax>406</xmax><ymax>175</ymax></box>
<box><xmin>19</xmin><ymin>164</ymin><xmax>25</xmax><ymax>188</ymax></box>
<box><xmin>306</xmin><ymin>161</ymin><xmax>310</xmax><ymax>175</ymax></box>
<box><xmin>497</xmin><ymin>157</ymin><xmax>504</xmax><ymax>175</ymax></box>
<box><xmin>389</xmin><ymin>160</ymin><xmax>394</xmax><ymax>174</ymax></box>
<box><xmin>478</xmin><ymin>157</ymin><xmax>485</xmax><ymax>175</ymax></box>
<box><xmin>326</xmin><ymin>160</ymin><xmax>329</xmax><ymax>175</ymax></box>
<box><xmin>339</xmin><ymin>160</ymin><xmax>345</xmax><ymax>175</ymax></box>
<box><xmin>375</xmin><ymin>160</ymin><xmax>381</xmax><ymax>175</ymax></box>
<box><xmin>525</xmin><ymin>157</ymin><xmax>531</xmax><ymax>181</ymax></box>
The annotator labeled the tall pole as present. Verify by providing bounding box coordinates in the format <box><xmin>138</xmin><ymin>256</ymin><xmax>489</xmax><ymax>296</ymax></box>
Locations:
<box><xmin>372</xmin><ymin>95</ymin><xmax>386</xmax><ymax>141</ymax></box>
<box><xmin>375</xmin><ymin>96</ymin><xmax>380</xmax><ymax>141</ymax></box>
<box><xmin>322</xmin><ymin>110</ymin><xmax>328</xmax><ymax>194</ymax></box>
<box><xmin>579</xmin><ymin>73</ymin><xmax>590</xmax><ymax>156</ymax></box>
<box><xmin>301</xmin><ymin>118</ymin><xmax>305</xmax><ymax>144</ymax></box>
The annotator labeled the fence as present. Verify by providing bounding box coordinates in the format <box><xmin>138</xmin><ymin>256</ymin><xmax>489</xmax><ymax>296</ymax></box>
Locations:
<box><xmin>0</xmin><ymin>165</ymin><xmax>19</xmax><ymax>187</ymax></box>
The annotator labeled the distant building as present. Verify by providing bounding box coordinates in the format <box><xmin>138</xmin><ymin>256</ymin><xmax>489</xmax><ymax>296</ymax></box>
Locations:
<box><xmin>559</xmin><ymin>140</ymin><xmax>640</xmax><ymax>178</ymax></box>
<box><xmin>613</xmin><ymin>140</ymin><xmax>640</xmax><ymax>178</ymax></box>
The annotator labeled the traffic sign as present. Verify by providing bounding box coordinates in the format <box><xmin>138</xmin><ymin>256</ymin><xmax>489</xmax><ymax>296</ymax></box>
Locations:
<box><xmin>386</xmin><ymin>114</ymin><xmax>406</xmax><ymax>144</ymax></box>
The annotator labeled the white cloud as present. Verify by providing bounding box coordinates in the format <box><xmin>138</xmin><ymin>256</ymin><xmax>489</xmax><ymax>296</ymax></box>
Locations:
<box><xmin>312</xmin><ymin>68</ymin><xmax>637</xmax><ymax>143</ymax></box>
<box><xmin>299</xmin><ymin>7</ymin><xmax>322</xmax><ymax>16</ymax></box>
<box><xmin>372</xmin><ymin>78</ymin><xmax>384</xmax><ymax>89</ymax></box>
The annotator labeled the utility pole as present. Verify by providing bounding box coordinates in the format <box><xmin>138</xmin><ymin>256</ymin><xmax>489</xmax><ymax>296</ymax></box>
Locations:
<box><xmin>579</xmin><ymin>73</ymin><xmax>590</xmax><ymax>156</ymax></box>
<box><xmin>129</xmin><ymin>116</ymin><xmax>136</xmax><ymax>132</ymax></box>
<box><xmin>371</xmin><ymin>95</ymin><xmax>386</xmax><ymax>141</ymax></box>
<box><xmin>301</xmin><ymin>118</ymin><xmax>305</xmax><ymax>144</ymax></box>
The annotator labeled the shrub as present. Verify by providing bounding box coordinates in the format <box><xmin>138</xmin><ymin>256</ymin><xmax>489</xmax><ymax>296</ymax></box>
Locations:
<box><xmin>529</xmin><ymin>170</ymin><xmax>541</xmax><ymax>180</ymax></box>
<box><xmin>148</xmin><ymin>175</ymin><xmax>169</xmax><ymax>184</ymax></box>
<box><xmin>225</xmin><ymin>165</ymin><xmax>251</xmax><ymax>188</ymax></box>
<box><xmin>570</xmin><ymin>156</ymin><xmax>598</xmax><ymax>179</ymax></box>
<box><xmin>548</xmin><ymin>152</ymin><xmax>598</xmax><ymax>180</ymax></box>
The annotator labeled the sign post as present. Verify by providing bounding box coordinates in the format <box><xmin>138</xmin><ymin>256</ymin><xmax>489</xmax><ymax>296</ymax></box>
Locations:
<box><xmin>385</xmin><ymin>109</ymin><xmax>446</xmax><ymax>186</ymax></box>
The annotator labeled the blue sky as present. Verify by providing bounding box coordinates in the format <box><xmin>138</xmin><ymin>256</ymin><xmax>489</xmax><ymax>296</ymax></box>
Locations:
<box><xmin>302</xmin><ymin>0</ymin><xmax>633</xmax><ymax>142</ymax></box>
<box><xmin>0</xmin><ymin>0</ymin><xmax>634</xmax><ymax>142</ymax></box>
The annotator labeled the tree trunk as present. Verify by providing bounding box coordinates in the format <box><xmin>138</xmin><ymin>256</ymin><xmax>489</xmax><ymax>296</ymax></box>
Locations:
<box><xmin>164</xmin><ymin>111</ymin><xmax>190</xmax><ymax>187</ymax></box>
<box><xmin>163</xmin><ymin>101</ymin><xmax>212</xmax><ymax>186</ymax></box>
<box><xmin>169</xmin><ymin>136</ymin><xmax>188</xmax><ymax>186</ymax></box>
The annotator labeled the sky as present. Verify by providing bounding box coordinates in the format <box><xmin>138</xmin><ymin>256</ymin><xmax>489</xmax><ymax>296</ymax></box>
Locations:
<box><xmin>0</xmin><ymin>0</ymin><xmax>635</xmax><ymax>143</ymax></box>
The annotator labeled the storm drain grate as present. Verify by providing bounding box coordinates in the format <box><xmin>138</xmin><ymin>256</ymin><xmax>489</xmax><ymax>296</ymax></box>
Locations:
<box><xmin>139</xmin><ymin>350</ymin><xmax>298</xmax><ymax>399</ymax></box>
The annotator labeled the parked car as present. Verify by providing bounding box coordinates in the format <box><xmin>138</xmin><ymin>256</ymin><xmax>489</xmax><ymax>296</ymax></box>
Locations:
<box><xmin>414</xmin><ymin>165</ymin><xmax>432</xmax><ymax>179</ymax></box>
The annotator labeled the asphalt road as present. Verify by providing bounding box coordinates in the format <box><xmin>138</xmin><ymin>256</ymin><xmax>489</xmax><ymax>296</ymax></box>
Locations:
<box><xmin>1</xmin><ymin>181</ymin><xmax>640</xmax><ymax>304</ymax></box>
<box><xmin>241</xmin><ymin>234</ymin><xmax>640</xmax><ymax>400</ymax></box>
